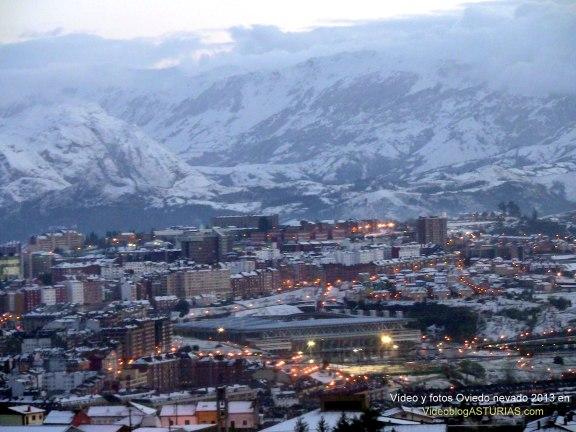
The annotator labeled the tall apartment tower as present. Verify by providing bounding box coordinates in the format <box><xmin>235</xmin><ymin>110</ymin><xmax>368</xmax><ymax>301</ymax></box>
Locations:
<box><xmin>179</xmin><ymin>229</ymin><xmax>232</xmax><ymax>264</ymax></box>
<box><xmin>416</xmin><ymin>216</ymin><xmax>448</xmax><ymax>246</ymax></box>
<box><xmin>212</xmin><ymin>214</ymin><xmax>279</xmax><ymax>231</ymax></box>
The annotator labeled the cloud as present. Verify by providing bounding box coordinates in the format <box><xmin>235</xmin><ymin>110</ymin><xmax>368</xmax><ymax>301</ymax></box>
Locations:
<box><xmin>0</xmin><ymin>0</ymin><xmax>574</xmax><ymax>97</ymax></box>
<box><xmin>0</xmin><ymin>33</ymin><xmax>206</xmax><ymax>70</ymax></box>
<box><xmin>18</xmin><ymin>27</ymin><xmax>65</xmax><ymax>39</ymax></box>
<box><xmin>219</xmin><ymin>0</ymin><xmax>576</xmax><ymax>95</ymax></box>
<box><xmin>229</xmin><ymin>25</ymin><xmax>310</xmax><ymax>54</ymax></box>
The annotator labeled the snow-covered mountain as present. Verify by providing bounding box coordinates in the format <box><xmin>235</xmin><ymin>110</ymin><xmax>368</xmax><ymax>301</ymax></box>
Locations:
<box><xmin>1</xmin><ymin>49</ymin><xmax>576</xmax><ymax>239</ymax></box>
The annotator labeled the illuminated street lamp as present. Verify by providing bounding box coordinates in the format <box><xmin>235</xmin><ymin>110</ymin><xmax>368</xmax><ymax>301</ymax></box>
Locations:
<box><xmin>380</xmin><ymin>335</ymin><xmax>393</xmax><ymax>345</ymax></box>
<box><xmin>380</xmin><ymin>334</ymin><xmax>394</xmax><ymax>358</ymax></box>
<box><xmin>306</xmin><ymin>340</ymin><xmax>316</xmax><ymax>358</ymax></box>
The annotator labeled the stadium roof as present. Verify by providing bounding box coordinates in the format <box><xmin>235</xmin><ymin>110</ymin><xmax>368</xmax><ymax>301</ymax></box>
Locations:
<box><xmin>177</xmin><ymin>314</ymin><xmax>407</xmax><ymax>332</ymax></box>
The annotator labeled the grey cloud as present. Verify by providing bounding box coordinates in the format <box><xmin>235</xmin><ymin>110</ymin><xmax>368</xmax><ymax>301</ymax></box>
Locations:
<box><xmin>0</xmin><ymin>33</ymin><xmax>205</xmax><ymax>70</ymax></box>
<box><xmin>0</xmin><ymin>0</ymin><xmax>574</xmax><ymax>96</ymax></box>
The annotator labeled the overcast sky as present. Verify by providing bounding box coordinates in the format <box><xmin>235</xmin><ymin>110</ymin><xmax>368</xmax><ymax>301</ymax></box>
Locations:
<box><xmin>0</xmin><ymin>0</ymin><xmax>574</xmax><ymax>98</ymax></box>
<box><xmin>1</xmin><ymin>0</ymin><xmax>491</xmax><ymax>43</ymax></box>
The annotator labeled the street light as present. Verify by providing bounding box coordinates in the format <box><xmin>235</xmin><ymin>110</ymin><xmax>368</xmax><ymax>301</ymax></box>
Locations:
<box><xmin>379</xmin><ymin>335</ymin><xmax>394</xmax><ymax>358</ymax></box>
<box><xmin>381</xmin><ymin>335</ymin><xmax>393</xmax><ymax>345</ymax></box>
<box><xmin>307</xmin><ymin>340</ymin><xmax>316</xmax><ymax>348</ymax></box>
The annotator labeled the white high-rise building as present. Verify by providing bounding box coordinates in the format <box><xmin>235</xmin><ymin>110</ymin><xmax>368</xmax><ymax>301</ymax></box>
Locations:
<box><xmin>120</xmin><ymin>280</ymin><xmax>137</xmax><ymax>301</ymax></box>
<box><xmin>65</xmin><ymin>279</ymin><xmax>84</xmax><ymax>305</ymax></box>
<box><xmin>41</xmin><ymin>287</ymin><xmax>57</xmax><ymax>305</ymax></box>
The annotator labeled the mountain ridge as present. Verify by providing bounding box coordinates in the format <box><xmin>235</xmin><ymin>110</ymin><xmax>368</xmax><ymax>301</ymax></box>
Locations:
<box><xmin>1</xmin><ymin>51</ymin><xmax>575</xmax><ymax>239</ymax></box>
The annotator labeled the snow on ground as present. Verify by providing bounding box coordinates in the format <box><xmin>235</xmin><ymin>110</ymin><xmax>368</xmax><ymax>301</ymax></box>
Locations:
<box><xmin>439</xmin><ymin>297</ymin><xmax>540</xmax><ymax>313</ymax></box>
<box><xmin>532</xmin><ymin>306</ymin><xmax>572</xmax><ymax>334</ymax></box>
<box><xmin>478</xmin><ymin>316</ymin><xmax>527</xmax><ymax>339</ymax></box>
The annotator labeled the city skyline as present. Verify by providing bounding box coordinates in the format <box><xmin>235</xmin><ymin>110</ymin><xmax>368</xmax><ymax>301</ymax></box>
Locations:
<box><xmin>1</xmin><ymin>210</ymin><xmax>576</xmax><ymax>430</ymax></box>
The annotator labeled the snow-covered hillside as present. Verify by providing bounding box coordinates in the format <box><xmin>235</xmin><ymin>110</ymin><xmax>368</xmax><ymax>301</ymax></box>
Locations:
<box><xmin>0</xmin><ymin>102</ymin><xmax>228</xmax><ymax>206</ymax></box>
